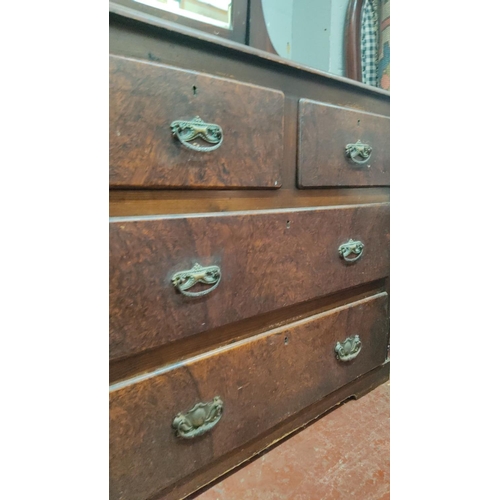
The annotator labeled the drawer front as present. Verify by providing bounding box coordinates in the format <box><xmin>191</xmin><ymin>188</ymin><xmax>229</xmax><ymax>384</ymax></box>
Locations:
<box><xmin>109</xmin><ymin>55</ymin><xmax>284</xmax><ymax>189</ymax></box>
<box><xmin>110</xmin><ymin>293</ymin><xmax>389</xmax><ymax>500</ymax></box>
<box><xmin>110</xmin><ymin>203</ymin><xmax>389</xmax><ymax>360</ymax></box>
<box><xmin>298</xmin><ymin>98</ymin><xmax>389</xmax><ymax>187</ymax></box>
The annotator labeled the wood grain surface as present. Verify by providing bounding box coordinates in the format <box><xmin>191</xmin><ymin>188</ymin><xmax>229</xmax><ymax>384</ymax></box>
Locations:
<box><xmin>109</xmin><ymin>187</ymin><xmax>390</xmax><ymax>217</ymax></box>
<box><xmin>110</xmin><ymin>278</ymin><xmax>386</xmax><ymax>383</ymax></box>
<box><xmin>110</xmin><ymin>55</ymin><xmax>284</xmax><ymax>189</ymax></box>
<box><xmin>159</xmin><ymin>361</ymin><xmax>389</xmax><ymax>500</ymax></box>
<box><xmin>109</xmin><ymin>293</ymin><xmax>389</xmax><ymax>500</ymax></box>
<box><xmin>298</xmin><ymin>99</ymin><xmax>390</xmax><ymax>187</ymax></box>
<box><xmin>109</xmin><ymin>203</ymin><xmax>389</xmax><ymax>361</ymax></box>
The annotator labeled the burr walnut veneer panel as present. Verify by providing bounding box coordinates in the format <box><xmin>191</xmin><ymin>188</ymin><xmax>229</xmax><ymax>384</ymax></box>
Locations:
<box><xmin>109</xmin><ymin>55</ymin><xmax>284</xmax><ymax>189</ymax></box>
<box><xmin>298</xmin><ymin>98</ymin><xmax>389</xmax><ymax>187</ymax></box>
<box><xmin>110</xmin><ymin>293</ymin><xmax>388</xmax><ymax>500</ymax></box>
<box><xmin>109</xmin><ymin>203</ymin><xmax>389</xmax><ymax>360</ymax></box>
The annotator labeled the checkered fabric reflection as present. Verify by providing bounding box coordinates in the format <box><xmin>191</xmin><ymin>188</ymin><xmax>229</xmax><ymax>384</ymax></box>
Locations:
<box><xmin>361</xmin><ymin>0</ymin><xmax>379</xmax><ymax>87</ymax></box>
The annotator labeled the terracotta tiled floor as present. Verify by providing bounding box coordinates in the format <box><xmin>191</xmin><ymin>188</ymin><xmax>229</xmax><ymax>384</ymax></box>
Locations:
<box><xmin>194</xmin><ymin>380</ymin><xmax>390</xmax><ymax>500</ymax></box>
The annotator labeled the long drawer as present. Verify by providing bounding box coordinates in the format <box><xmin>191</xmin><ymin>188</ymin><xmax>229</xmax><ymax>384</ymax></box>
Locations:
<box><xmin>109</xmin><ymin>55</ymin><xmax>284</xmax><ymax>189</ymax></box>
<box><xmin>109</xmin><ymin>204</ymin><xmax>389</xmax><ymax>360</ymax></box>
<box><xmin>298</xmin><ymin>98</ymin><xmax>390</xmax><ymax>187</ymax></box>
<box><xmin>109</xmin><ymin>293</ymin><xmax>389</xmax><ymax>500</ymax></box>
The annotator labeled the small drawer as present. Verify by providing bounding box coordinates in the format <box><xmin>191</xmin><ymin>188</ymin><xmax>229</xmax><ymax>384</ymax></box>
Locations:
<box><xmin>109</xmin><ymin>55</ymin><xmax>284</xmax><ymax>189</ymax></box>
<box><xmin>109</xmin><ymin>203</ymin><xmax>389</xmax><ymax>361</ymax></box>
<box><xmin>109</xmin><ymin>293</ymin><xmax>389</xmax><ymax>500</ymax></box>
<box><xmin>297</xmin><ymin>98</ymin><xmax>389</xmax><ymax>187</ymax></box>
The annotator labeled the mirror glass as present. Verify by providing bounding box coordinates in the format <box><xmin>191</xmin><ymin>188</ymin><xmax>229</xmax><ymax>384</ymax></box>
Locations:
<box><xmin>135</xmin><ymin>0</ymin><xmax>233</xmax><ymax>29</ymax></box>
<box><xmin>262</xmin><ymin>0</ymin><xmax>390</xmax><ymax>91</ymax></box>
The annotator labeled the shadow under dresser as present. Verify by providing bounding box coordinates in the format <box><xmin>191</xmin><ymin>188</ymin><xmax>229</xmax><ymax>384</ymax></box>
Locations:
<box><xmin>109</xmin><ymin>8</ymin><xmax>390</xmax><ymax>500</ymax></box>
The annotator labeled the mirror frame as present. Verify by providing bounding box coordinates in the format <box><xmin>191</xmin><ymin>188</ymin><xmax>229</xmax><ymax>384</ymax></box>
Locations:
<box><xmin>110</xmin><ymin>0</ymin><xmax>249</xmax><ymax>44</ymax></box>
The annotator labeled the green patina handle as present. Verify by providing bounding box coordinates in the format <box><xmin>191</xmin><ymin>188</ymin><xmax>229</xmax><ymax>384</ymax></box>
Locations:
<box><xmin>345</xmin><ymin>140</ymin><xmax>372</xmax><ymax>165</ymax></box>
<box><xmin>171</xmin><ymin>116</ymin><xmax>223</xmax><ymax>152</ymax></box>
<box><xmin>172</xmin><ymin>397</ymin><xmax>224</xmax><ymax>439</ymax></box>
<box><xmin>338</xmin><ymin>239</ymin><xmax>364</xmax><ymax>262</ymax></box>
<box><xmin>335</xmin><ymin>335</ymin><xmax>362</xmax><ymax>362</ymax></box>
<box><xmin>171</xmin><ymin>263</ymin><xmax>221</xmax><ymax>298</ymax></box>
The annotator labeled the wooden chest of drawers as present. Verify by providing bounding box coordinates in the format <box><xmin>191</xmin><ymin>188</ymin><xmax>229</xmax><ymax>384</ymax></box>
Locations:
<box><xmin>109</xmin><ymin>8</ymin><xmax>390</xmax><ymax>500</ymax></box>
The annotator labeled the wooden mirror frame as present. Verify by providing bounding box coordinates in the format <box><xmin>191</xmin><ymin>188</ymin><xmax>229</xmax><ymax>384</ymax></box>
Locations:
<box><xmin>344</xmin><ymin>0</ymin><xmax>364</xmax><ymax>82</ymax></box>
<box><xmin>109</xmin><ymin>0</ymin><xmax>249</xmax><ymax>44</ymax></box>
<box><xmin>246</xmin><ymin>0</ymin><xmax>278</xmax><ymax>55</ymax></box>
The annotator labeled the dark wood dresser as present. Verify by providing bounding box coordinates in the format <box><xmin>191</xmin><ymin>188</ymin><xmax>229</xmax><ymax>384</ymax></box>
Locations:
<box><xmin>109</xmin><ymin>6</ymin><xmax>390</xmax><ymax>500</ymax></box>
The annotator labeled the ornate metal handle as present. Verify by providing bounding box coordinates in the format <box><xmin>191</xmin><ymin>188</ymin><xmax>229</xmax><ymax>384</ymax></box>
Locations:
<box><xmin>172</xmin><ymin>397</ymin><xmax>224</xmax><ymax>439</ymax></box>
<box><xmin>338</xmin><ymin>239</ymin><xmax>364</xmax><ymax>262</ymax></box>
<box><xmin>170</xmin><ymin>116</ymin><xmax>223</xmax><ymax>152</ymax></box>
<box><xmin>171</xmin><ymin>263</ymin><xmax>221</xmax><ymax>297</ymax></box>
<box><xmin>345</xmin><ymin>140</ymin><xmax>372</xmax><ymax>165</ymax></box>
<box><xmin>335</xmin><ymin>335</ymin><xmax>362</xmax><ymax>362</ymax></box>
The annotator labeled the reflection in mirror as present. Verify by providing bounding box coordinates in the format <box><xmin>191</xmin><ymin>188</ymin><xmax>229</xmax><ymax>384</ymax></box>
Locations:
<box><xmin>135</xmin><ymin>0</ymin><xmax>232</xmax><ymax>29</ymax></box>
<box><xmin>261</xmin><ymin>0</ymin><xmax>390</xmax><ymax>90</ymax></box>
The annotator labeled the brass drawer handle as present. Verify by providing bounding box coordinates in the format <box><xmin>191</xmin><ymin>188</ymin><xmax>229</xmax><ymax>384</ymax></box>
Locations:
<box><xmin>335</xmin><ymin>335</ymin><xmax>362</xmax><ymax>362</ymax></box>
<box><xmin>170</xmin><ymin>116</ymin><xmax>223</xmax><ymax>152</ymax></box>
<box><xmin>172</xmin><ymin>263</ymin><xmax>221</xmax><ymax>297</ymax></box>
<box><xmin>338</xmin><ymin>239</ymin><xmax>364</xmax><ymax>262</ymax></box>
<box><xmin>172</xmin><ymin>396</ymin><xmax>224</xmax><ymax>439</ymax></box>
<box><xmin>345</xmin><ymin>140</ymin><xmax>372</xmax><ymax>165</ymax></box>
